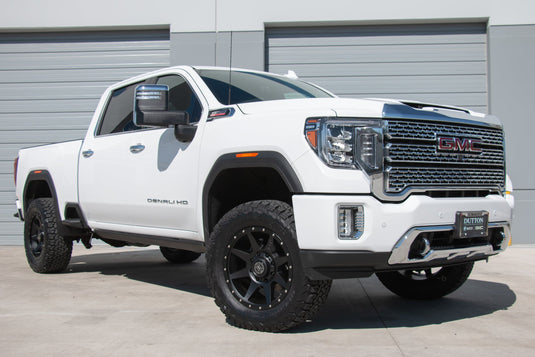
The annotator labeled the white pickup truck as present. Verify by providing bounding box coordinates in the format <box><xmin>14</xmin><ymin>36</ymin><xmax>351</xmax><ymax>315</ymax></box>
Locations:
<box><xmin>14</xmin><ymin>66</ymin><xmax>514</xmax><ymax>332</ymax></box>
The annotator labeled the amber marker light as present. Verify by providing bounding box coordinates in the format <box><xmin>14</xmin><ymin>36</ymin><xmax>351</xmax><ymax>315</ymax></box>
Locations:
<box><xmin>304</xmin><ymin>118</ymin><xmax>320</xmax><ymax>150</ymax></box>
<box><xmin>236</xmin><ymin>152</ymin><xmax>259</xmax><ymax>158</ymax></box>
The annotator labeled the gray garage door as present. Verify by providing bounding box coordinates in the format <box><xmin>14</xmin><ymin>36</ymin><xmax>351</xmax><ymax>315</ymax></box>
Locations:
<box><xmin>266</xmin><ymin>23</ymin><xmax>487</xmax><ymax>112</ymax></box>
<box><xmin>0</xmin><ymin>29</ymin><xmax>170</xmax><ymax>244</ymax></box>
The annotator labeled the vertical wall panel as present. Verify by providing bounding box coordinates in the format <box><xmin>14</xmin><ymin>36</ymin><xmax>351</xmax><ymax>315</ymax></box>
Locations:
<box><xmin>0</xmin><ymin>29</ymin><xmax>170</xmax><ymax>244</ymax></box>
<box><xmin>266</xmin><ymin>23</ymin><xmax>488</xmax><ymax>112</ymax></box>
<box><xmin>488</xmin><ymin>24</ymin><xmax>535</xmax><ymax>243</ymax></box>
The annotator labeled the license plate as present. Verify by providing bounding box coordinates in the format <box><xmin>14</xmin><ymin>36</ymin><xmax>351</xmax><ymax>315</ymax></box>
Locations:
<box><xmin>455</xmin><ymin>211</ymin><xmax>489</xmax><ymax>238</ymax></box>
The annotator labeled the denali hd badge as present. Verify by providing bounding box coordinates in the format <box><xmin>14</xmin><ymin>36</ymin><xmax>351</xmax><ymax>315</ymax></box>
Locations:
<box><xmin>437</xmin><ymin>136</ymin><xmax>482</xmax><ymax>153</ymax></box>
<box><xmin>147</xmin><ymin>198</ymin><xmax>188</xmax><ymax>205</ymax></box>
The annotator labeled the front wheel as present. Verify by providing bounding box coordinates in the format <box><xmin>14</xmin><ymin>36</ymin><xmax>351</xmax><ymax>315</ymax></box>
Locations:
<box><xmin>206</xmin><ymin>200</ymin><xmax>331</xmax><ymax>332</ymax></box>
<box><xmin>376</xmin><ymin>262</ymin><xmax>474</xmax><ymax>299</ymax></box>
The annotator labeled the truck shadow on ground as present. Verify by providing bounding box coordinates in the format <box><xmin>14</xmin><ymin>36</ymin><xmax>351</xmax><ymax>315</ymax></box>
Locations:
<box><xmin>68</xmin><ymin>248</ymin><xmax>211</xmax><ymax>297</ymax></box>
<box><xmin>68</xmin><ymin>248</ymin><xmax>516</xmax><ymax>332</ymax></box>
<box><xmin>293</xmin><ymin>277</ymin><xmax>516</xmax><ymax>333</ymax></box>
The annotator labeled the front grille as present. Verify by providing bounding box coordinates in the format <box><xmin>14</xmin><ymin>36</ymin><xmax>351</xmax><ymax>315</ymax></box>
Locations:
<box><xmin>386</xmin><ymin>120</ymin><xmax>504</xmax><ymax>145</ymax></box>
<box><xmin>384</xmin><ymin>119</ymin><xmax>505</xmax><ymax>193</ymax></box>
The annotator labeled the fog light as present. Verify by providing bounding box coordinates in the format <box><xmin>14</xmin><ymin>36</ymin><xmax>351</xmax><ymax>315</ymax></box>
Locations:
<box><xmin>338</xmin><ymin>205</ymin><xmax>364</xmax><ymax>240</ymax></box>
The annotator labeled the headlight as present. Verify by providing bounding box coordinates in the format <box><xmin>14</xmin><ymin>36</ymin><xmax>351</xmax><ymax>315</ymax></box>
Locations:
<box><xmin>305</xmin><ymin>118</ymin><xmax>383</xmax><ymax>173</ymax></box>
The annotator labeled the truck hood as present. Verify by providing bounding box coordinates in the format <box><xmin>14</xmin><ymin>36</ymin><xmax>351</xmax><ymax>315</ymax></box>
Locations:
<box><xmin>237</xmin><ymin>97</ymin><xmax>502</xmax><ymax>127</ymax></box>
<box><xmin>237</xmin><ymin>98</ymin><xmax>384</xmax><ymax>118</ymax></box>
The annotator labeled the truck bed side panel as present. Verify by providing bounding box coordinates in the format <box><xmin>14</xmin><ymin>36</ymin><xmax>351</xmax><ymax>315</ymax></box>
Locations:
<box><xmin>16</xmin><ymin>140</ymin><xmax>83</xmax><ymax>220</ymax></box>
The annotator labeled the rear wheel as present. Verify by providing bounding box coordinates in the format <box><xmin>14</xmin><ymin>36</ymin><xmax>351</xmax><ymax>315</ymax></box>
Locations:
<box><xmin>376</xmin><ymin>262</ymin><xmax>474</xmax><ymax>299</ymax></box>
<box><xmin>159</xmin><ymin>247</ymin><xmax>201</xmax><ymax>264</ymax></box>
<box><xmin>24</xmin><ymin>198</ymin><xmax>72</xmax><ymax>273</ymax></box>
<box><xmin>206</xmin><ymin>200</ymin><xmax>331</xmax><ymax>332</ymax></box>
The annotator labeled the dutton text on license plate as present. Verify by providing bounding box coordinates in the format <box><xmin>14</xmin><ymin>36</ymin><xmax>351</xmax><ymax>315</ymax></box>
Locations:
<box><xmin>455</xmin><ymin>211</ymin><xmax>489</xmax><ymax>238</ymax></box>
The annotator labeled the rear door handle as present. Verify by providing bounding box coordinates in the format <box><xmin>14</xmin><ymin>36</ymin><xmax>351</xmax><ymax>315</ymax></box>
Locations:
<box><xmin>82</xmin><ymin>150</ymin><xmax>94</xmax><ymax>158</ymax></box>
<box><xmin>129</xmin><ymin>144</ymin><xmax>145</xmax><ymax>154</ymax></box>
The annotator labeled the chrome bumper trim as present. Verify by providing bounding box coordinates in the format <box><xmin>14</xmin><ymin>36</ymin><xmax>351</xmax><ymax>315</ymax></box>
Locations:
<box><xmin>388</xmin><ymin>222</ymin><xmax>511</xmax><ymax>265</ymax></box>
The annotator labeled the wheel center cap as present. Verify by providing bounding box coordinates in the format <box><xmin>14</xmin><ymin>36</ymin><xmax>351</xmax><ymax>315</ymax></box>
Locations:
<box><xmin>253</xmin><ymin>260</ymin><xmax>268</xmax><ymax>277</ymax></box>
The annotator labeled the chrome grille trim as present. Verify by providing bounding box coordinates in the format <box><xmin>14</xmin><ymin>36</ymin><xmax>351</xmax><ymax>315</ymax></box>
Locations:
<box><xmin>386</xmin><ymin>143</ymin><xmax>504</xmax><ymax>166</ymax></box>
<box><xmin>387</xmin><ymin>167</ymin><xmax>505</xmax><ymax>192</ymax></box>
<box><xmin>371</xmin><ymin>117</ymin><xmax>505</xmax><ymax>201</ymax></box>
<box><xmin>386</xmin><ymin>120</ymin><xmax>504</xmax><ymax>146</ymax></box>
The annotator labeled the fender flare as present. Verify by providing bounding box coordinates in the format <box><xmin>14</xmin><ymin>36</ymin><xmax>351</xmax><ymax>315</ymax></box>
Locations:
<box><xmin>202</xmin><ymin>151</ymin><xmax>303</xmax><ymax>239</ymax></box>
<box><xmin>23</xmin><ymin>170</ymin><xmax>87</xmax><ymax>237</ymax></box>
<box><xmin>23</xmin><ymin>170</ymin><xmax>59</xmax><ymax>215</ymax></box>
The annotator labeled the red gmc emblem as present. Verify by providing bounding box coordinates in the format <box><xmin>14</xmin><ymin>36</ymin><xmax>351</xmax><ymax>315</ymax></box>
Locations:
<box><xmin>437</xmin><ymin>137</ymin><xmax>482</xmax><ymax>153</ymax></box>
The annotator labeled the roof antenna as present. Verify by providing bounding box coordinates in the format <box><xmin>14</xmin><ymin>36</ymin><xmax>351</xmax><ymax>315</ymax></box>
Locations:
<box><xmin>227</xmin><ymin>31</ymin><xmax>233</xmax><ymax>105</ymax></box>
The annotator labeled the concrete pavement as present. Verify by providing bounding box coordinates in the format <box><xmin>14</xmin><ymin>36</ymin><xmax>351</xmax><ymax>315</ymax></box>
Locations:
<box><xmin>1</xmin><ymin>244</ymin><xmax>534</xmax><ymax>356</ymax></box>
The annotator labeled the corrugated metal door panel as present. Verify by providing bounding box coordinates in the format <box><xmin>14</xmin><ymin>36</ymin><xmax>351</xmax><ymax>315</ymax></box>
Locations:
<box><xmin>268</xmin><ymin>43</ymin><xmax>486</xmax><ymax>64</ymax></box>
<box><xmin>0</xmin><ymin>29</ymin><xmax>170</xmax><ymax>245</ymax></box>
<box><xmin>266</xmin><ymin>23</ymin><xmax>488</xmax><ymax>112</ymax></box>
<box><xmin>269</xmin><ymin>61</ymin><xmax>487</xmax><ymax>77</ymax></box>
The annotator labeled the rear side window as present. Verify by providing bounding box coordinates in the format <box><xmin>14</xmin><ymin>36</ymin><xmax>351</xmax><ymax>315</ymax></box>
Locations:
<box><xmin>97</xmin><ymin>80</ymin><xmax>146</xmax><ymax>136</ymax></box>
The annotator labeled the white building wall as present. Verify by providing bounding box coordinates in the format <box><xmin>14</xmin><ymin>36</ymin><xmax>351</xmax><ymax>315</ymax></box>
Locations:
<box><xmin>1</xmin><ymin>0</ymin><xmax>535</xmax><ymax>32</ymax></box>
<box><xmin>1</xmin><ymin>0</ymin><xmax>533</xmax><ymax>244</ymax></box>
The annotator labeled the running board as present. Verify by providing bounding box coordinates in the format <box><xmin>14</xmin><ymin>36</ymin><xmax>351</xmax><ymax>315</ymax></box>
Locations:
<box><xmin>93</xmin><ymin>229</ymin><xmax>206</xmax><ymax>253</ymax></box>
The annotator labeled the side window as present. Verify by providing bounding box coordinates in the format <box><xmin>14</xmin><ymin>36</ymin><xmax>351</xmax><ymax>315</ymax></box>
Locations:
<box><xmin>98</xmin><ymin>80</ymin><xmax>146</xmax><ymax>136</ymax></box>
<box><xmin>156</xmin><ymin>75</ymin><xmax>202</xmax><ymax>123</ymax></box>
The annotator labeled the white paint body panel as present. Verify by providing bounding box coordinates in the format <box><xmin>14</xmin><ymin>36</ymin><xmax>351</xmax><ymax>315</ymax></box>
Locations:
<box><xmin>15</xmin><ymin>140</ymin><xmax>82</xmax><ymax>220</ymax></box>
<box><xmin>293</xmin><ymin>194</ymin><xmax>514</xmax><ymax>252</ymax></box>
<box><xmin>14</xmin><ymin>66</ymin><xmax>513</xmax><ymax>258</ymax></box>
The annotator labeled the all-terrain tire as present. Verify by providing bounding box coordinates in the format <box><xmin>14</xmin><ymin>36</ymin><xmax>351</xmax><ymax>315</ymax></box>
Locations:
<box><xmin>160</xmin><ymin>247</ymin><xmax>201</xmax><ymax>264</ymax></box>
<box><xmin>24</xmin><ymin>198</ymin><xmax>73</xmax><ymax>273</ymax></box>
<box><xmin>206</xmin><ymin>200</ymin><xmax>332</xmax><ymax>332</ymax></box>
<box><xmin>376</xmin><ymin>262</ymin><xmax>474</xmax><ymax>299</ymax></box>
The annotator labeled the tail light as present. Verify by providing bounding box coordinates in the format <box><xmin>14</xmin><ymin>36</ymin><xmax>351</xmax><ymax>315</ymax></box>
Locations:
<box><xmin>13</xmin><ymin>157</ymin><xmax>19</xmax><ymax>185</ymax></box>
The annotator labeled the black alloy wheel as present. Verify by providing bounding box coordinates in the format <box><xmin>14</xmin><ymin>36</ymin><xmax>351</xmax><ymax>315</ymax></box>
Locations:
<box><xmin>28</xmin><ymin>216</ymin><xmax>45</xmax><ymax>258</ymax></box>
<box><xmin>206</xmin><ymin>200</ymin><xmax>332</xmax><ymax>332</ymax></box>
<box><xmin>224</xmin><ymin>225</ymin><xmax>292</xmax><ymax>310</ymax></box>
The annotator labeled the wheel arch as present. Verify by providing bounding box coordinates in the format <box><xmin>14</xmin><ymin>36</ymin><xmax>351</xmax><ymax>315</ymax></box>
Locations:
<box><xmin>202</xmin><ymin>151</ymin><xmax>303</xmax><ymax>240</ymax></box>
<box><xmin>23</xmin><ymin>170</ymin><xmax>87</xmax><ymax>238</ymax></box>
<box><xmin>23</xmin><ymin>170</ymin><xmax>57</xmax><ymax>215</ymax></box>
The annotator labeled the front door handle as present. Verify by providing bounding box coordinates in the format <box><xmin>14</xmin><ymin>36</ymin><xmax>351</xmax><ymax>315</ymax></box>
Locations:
<box><xmin>82</xmin><ymin>150</ymin><xmax>94</xmax><ymax>158</ymax></box>
<box><xmin>129</xmin><ymin>144</ymin><xmax>145</xmax><ymax>154</ymax></box>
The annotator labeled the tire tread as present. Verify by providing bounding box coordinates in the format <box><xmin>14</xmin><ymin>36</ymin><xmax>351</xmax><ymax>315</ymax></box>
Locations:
<box><xmin>24</xmin><ymin>198</ymin><xmax>72</xmax><ymax>274</ymax></box>
<box><xmin>206</xmin><ymin>200</ymin><xmax>331</xmax><ymax>332</ymax></box>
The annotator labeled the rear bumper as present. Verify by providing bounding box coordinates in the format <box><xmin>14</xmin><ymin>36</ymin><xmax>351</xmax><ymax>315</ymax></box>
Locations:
<box><xmin>15</xmin><ymin>199</ymin><xmax>23</xmax><ymax>221</ymax></box>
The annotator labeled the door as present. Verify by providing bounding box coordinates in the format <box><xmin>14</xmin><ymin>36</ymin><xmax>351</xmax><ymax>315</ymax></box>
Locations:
<box><xmin>78</xmin><ymin>73</ymin><xmax>205</xmax><ymax>239</ymax></box>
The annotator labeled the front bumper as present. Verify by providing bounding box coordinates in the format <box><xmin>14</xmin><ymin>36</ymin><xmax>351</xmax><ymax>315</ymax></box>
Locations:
<box><xmin>293</xmin><ymin>193</ymin><xmax>513</xmax><ymax>279</ymax></box>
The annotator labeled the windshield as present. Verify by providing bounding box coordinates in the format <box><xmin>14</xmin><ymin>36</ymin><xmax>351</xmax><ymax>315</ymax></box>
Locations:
<box><xmin>197</xmin><ymin>69</ymin><xmax>333</xmax><ymax>105</ymax></box>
